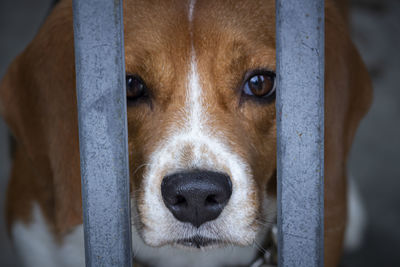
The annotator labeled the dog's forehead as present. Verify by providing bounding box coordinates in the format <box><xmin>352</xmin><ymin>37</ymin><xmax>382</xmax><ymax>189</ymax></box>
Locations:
<box><xmin>123</xmin><ymin>0</ymin><xmax>276</xmax><ymax>59</ymax></box>
<box><xmin>192</xmin><ymin>0</ymin><xmax>276</xmax><ymax>42</ymax></box>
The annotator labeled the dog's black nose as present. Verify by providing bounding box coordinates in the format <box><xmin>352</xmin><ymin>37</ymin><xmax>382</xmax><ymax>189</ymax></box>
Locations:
<box><xmin>161</xmin><ymin>170</ymin><xmax>232</xmax><ymax>228</ymax></box>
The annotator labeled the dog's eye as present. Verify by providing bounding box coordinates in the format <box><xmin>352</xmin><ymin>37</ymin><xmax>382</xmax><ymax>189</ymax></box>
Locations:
<box><xmin>126</xmin><ymin>74</ymin><xmax>148</xmax><ymax>101</ymax></box>
<box><xmin>243</xmin><ymin>71</ymin><xmax>276</xmax><ymax>98</ymax></box>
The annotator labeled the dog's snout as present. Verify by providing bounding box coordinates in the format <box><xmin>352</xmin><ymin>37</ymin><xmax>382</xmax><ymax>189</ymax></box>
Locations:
<box><xmin>161</xmin><ymin>170</ymin><xmax>232</xmax><ymax>228</ymax></box>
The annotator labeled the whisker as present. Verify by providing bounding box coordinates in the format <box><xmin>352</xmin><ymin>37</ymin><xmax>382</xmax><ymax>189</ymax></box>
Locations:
<box><xmin>253</xmin><ymin>239</ymin><xmax>267</xmax><ymax>254</ymax></box>
<box><xmin>132</xmin><ymin>163</ymin><xmax>151</xmax><ymax>176</ymax></box>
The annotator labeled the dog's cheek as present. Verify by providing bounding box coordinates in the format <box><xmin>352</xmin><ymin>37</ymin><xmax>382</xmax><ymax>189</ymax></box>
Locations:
<box><xmin>127</xmin><ymin>115</ymin><xmax>148</xmax><ymax>222</ymax></box>
<box><xmin>244</xmin><ymin>109</ymin><xmax>277</xmax><ymax>224</ymax></box>
<box><xmin>241</xmin><ymin>108</ymin><xmax>276</xmax><ymax>183</ymax></box>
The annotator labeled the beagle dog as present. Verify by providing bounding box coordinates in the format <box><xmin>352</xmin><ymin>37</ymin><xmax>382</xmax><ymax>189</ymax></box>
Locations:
<box><xmin>0</xmin><ymin>0</ymin><xmax>372</xmax><ymax>266</ymax></box>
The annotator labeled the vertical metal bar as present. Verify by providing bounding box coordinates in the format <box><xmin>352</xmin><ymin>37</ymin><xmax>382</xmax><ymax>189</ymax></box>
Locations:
<box><xmin>276</xmin><ymin>0</ymin><xmax>324</xmax><ymax>266</ymax></box>
<box><xmin>72</xmin><ymin>0</ymin><xmax>132</xmax><ymax>266</ymax></box>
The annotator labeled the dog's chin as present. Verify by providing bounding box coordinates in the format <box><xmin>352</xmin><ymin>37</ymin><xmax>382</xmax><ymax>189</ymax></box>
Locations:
<box><xmin>138</xmin><ymin>217</ymin><xmax>263</xmax><ymax>249</ymax></box>
<box><xmin>173</xmin><ymin>236</ymin><xmax>231</xmax><ymax>250</ymax></box>
<box><xmin>141</xmin><ymin>228</ymin><xmax>258</xmax><ymax>249</ymax></box>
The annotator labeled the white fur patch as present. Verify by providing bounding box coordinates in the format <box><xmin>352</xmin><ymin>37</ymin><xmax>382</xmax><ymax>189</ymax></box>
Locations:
<box><xmin>12</xmin><ymin>204</ymin><xmax>85</xmax><ymax>267</ymax></box>
<box><xmin>344</xmin><ymin>177</ymin><xmax>367</xmax><ymax>251</ymax></box>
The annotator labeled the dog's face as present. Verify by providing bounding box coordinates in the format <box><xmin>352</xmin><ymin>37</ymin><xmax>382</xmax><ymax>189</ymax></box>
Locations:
<box><xmin>0</xmin><ymin>0</ymin><xmax>373</xmax><ymax>265</ymax></box>
<box><xmin>124</xmin><ymin>0</ymin><xmax>277</xmax><ymax>248</ymax></box>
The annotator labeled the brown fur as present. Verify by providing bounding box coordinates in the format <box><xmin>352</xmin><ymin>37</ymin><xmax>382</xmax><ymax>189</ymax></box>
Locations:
<box><xmin>0</xmin><ymin>0</ymin><xmax>372</xmax><ymax>266</ymax></box>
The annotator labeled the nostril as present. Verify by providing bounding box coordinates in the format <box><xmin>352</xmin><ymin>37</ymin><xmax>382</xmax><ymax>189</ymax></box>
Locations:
<box><xmin>174</xmin><ymin>195</ymin><xmax>187</xmax><ymax>207</ymax></box>
<box><xmin>205</xmin><ymin>194</ymin><xmax>219</xmax><ymax>206</ymax></box>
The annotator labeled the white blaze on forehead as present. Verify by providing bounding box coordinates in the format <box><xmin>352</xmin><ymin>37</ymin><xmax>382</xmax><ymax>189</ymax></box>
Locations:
<box><xmin>185</xmin><ymin>0</ymin><xmax>209</xmax><ymax>162</ymax></box>
<box><xmin>186</xmin><ymin>51</ymin><xmax>203</xmax><ymax>135</ymax></box>
<box><xmin>188</xmin><ymin>0</ymin><xmax>196</xmax><ymax>22</ymax></box>
<box><xmin>187</xmin><ymin>0</ymin><xmax>202</xmax><ymax>138</ymax></box>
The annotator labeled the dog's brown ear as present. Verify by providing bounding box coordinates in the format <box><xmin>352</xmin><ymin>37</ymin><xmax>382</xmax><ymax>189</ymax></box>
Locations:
<box><xmin>0</xmin><ymin>1</ymin><xmax>84</xmax><ymax>234</ymax></box>
<box><xmin>324</xmin><ymin>2</ymin><xmax>373</xmax><ymax>266</ymax></box>
<box><xmin>0</xmin><ymin>0</ymin><xmax>76</xmax><ymax>163</ymax></box>
<box><xmin>325</xmin><ymin>2</ymin><xmax>373</xmax><ymax>156</ymax></box>
<box><xmin>343</xmin><ymin>43</ymin><xmax>373</xmax><ymax>151</ymax></box>
<box><xmin>0</xmin><ymin>57</ymin><xmax>20</xmax><ymax>138</ymax></box>
<box><xmin>0</xmin><ymin>53</ymin><xmax>46</xmax><ymax>163</ymax></box>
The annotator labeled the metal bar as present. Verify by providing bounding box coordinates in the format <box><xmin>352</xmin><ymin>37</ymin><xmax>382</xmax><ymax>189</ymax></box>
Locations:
<box><xmin>72</xmin><ymin>0</ymin><xmax>132</xmax><ymax>266</ymax></box>
<box><xmin>276</xmin><ymin>0</ymin><xmax>324</xmax><ymax>266</ymax></box>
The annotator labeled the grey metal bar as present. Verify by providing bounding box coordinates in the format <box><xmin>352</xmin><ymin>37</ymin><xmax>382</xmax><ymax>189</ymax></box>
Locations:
<box><xmin>276</xmin><ymin>0</ymin><xmax>324</xmax><ymax>266</ymax></box>
<box><xmin>72</xmin><ymin>0</ymin><xmax>132</xmax><ymax>266</ymax></box>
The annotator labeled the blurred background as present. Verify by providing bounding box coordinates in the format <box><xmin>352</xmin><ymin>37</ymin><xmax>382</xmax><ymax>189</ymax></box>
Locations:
<box><xmin>0</xmin><ymin>0</ymin><xmax>399</xmax><ymax>266</ymax></box>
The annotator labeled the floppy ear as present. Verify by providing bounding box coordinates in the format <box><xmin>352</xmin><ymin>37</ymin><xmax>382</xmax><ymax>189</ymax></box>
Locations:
<box><xmin>0</xmin><ymin>57</ymin><xmax>19</xmax><ymax>134</ymax></box>
<box><xmin>342</xmin><ymin>43</ymin><xmax>373</xmax><ymax>152</ymax></box>
<box><xmin>325</xmin><ymin>2</ymin><xmax>373</xmax><ymax>155</ymax></box>
<box><xmin>323</xmin><ymin>2</ymin><xmax>373</xmax><ymax>266</ymax></box>
<box><xmin>0</xmin><ymin>1</ymin><xmax>84</xmax><ymax>235</ymax></box>
<box><xmin>0</xmin><ymin>54</ymin><xmax>47</xmax><ymax>165</ymax></box>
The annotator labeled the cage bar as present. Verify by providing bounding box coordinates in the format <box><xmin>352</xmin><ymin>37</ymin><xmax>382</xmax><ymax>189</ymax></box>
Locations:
<box><xmin>276</xmin><ymin>0</ymin><xmax>325</xmax><ymax>266</ymax></box>
<box><xmin>72</xmin><ymin>0</ymin><xmax>132</xmax><ymax>266</ymax></box>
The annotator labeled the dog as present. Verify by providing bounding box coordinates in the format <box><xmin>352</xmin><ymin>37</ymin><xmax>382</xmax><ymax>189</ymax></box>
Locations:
<box><xmin>0</xmin><ymin>0</ymin><xmax>372</xmax><ymax>266</ymax></box>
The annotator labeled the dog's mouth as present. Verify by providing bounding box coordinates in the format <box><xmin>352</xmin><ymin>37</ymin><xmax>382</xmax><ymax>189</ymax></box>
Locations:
<box><xmin>176</xmin><ymin>235</ymin><xmax>224</xmax><ymax>248</ymax></box>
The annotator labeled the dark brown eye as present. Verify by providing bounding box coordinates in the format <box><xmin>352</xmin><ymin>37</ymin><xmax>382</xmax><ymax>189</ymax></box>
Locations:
<box><xmin>243</xmin><ymin>71</ymin><xmax>276</xmax><ymax>98</ymax></box>
<box><xmin>126</xmin><ymin>74</ymin><xmax>147</xmax><ymax>101</ymax></box>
